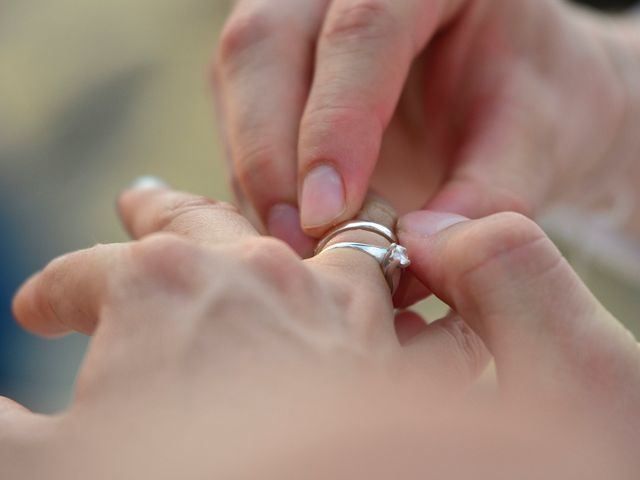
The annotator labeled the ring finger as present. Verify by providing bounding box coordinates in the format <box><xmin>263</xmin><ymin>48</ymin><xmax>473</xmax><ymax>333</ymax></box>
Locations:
<box><xmin>307</xmin><ymin>195</ymin><xmax>489</xmax><ymax>392</ymax></box>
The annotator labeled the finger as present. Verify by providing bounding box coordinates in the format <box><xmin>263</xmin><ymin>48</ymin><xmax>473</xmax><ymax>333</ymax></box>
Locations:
<box><xmin>401</xmin><ymin>311</ymin><xmax>490</xmax><ymax>393</ymax></box>
<box><xmin>308</xmin><ymin>193</ymin><xmax>398</xmax><ymax>291</ymax></box>
<box><xmin>308</xmin><ymin>194</ymin><xmax>401</xmax><ymax>338</ymax></box>
<box><xmin>394</xmin><ymin>310</ymin><xmax>428</xmax><ymax>344</ymax></box>
<box><xmin>12</xmin><ymin>243</ymin><xmax>125</xmax><ymax>336</ymax></box>
<box><xmin>215</xmin><ymin>0</ymin><xmax>328</xmax><ymax>254</ymax></box>
<box><xmin>0</xmin><ymin>397</ymin><xmax>31</xmax><ymax>417</ymax></box>
<box><xmin>298</xmin><ymin>0</ymin><xmax>461</xmax><ymax>234</ymax></box>
<box><xmin>12</xmin><ymin>232</ymin><xmax>218</xmax><ymax>337</ymax></box>
<box><xmin>398</xmin><ymin>211</ymin><xmax>640</xmax><ymax>406</ymax></box>
<box><xmin>118</xmin><ymin>179</ymin><xmax>260</xmax><ymax>246</ymax></box>
<box><xmin>393</xmin><ymin>271</ymin><xmax>431</xmax><ymax>309</ymax></box>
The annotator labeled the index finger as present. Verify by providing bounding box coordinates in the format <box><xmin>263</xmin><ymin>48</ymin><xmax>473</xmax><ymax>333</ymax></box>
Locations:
<box><xmin>215</xmin><ymin>0</ymin><xmax>329</xmax><ymax>255</ymax></box>
<box><xmin>298</xmin><ymin>0</ymin><xmax>459</xmax><ymax>235</ymax></box>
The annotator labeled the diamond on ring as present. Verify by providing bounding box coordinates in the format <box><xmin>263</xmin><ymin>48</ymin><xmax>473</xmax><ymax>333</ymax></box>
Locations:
<box><xmin>317</xmin><ymin>241</ymin><xmax>410</xmax><ymax>293</ymax></box>
<box><xmin>384</xmin><ymin>244</ymin><xmax>411</xmax><ymax>270</ymax></box>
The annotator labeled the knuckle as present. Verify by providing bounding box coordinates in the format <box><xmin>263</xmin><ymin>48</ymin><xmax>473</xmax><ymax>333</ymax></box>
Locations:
<box><xmin>128</xmin><ymin>234</ymin><xmax>205</xmax><ymax>292</ymax></box>
<box><xmin>218</xmin><ymin>9</ymin><xmax>274</xmax><ymax>65</ymax></box>
<box><xmin>490</xmin><ymin>211</ymin><xmax>543</xmax><ymax>240</ymax></box>
<box><xmin>300</xmin><ymin>102</ymin><xmax>383</xmax><ymax>153</ymax></box>
<box><xmin>157</xmin><ymin>195</ymin><xmax>240</xmax><ymax>233</ymax></box>
<box><xmin>471</xmin><ymin>212</ymin><xmax>545</xmax><ymax>259</ymax></box>
<box><xmin>323</xmin><ymin>0</ymin><xmax>399</xmax><ymax>44</ymax></box>
<box><xmin>449</xmin><ymin>212</ymin><xmax>557</xmax><ymax>296</ymax></box>
<box><xmin>239</xmin><ymin>237</ymin><xmax>307</xmax><ymax>290</ymax></box>
<box><xmin>302</xmin><ymin>102</ymin><xmax>363</xmax><ymax>129</ymax></box>
<box><xmin>236</xmin><ymin>143</ymin><xmax>285</xmax><ymax>195</ymax></box>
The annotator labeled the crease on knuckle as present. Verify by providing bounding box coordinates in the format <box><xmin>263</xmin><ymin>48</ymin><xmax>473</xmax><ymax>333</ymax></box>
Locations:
<box><xmin>218</xmin><ymin>9</ymin><xmax>274</xmax><ymax>65</ymax></box>
<box><xmin>323</xmin><ymin>0</ymin><xmax>399</xmax><ymax>45</ymax></box>
<box><xmin>437</xmin><ymin>317</ymin><xmax>488</xmax><ymax>380</ymax></box>
<box><xmin>155</xmin><ymin>196</ymin><xmax>239</xmax><ymax>234</ymax></box>
<box><xmin>236</xmin><ymin>143</ymin><xmax>285</xmax><ymax>195</ymax></box>
<box><xmin>303</xmin><ymin>103</ymin><xmax>366</xmax><ymax>126</ymax></box>
<box><xmin>301</xmin><ymin>102</ymin><xmax>385</xmax><ymax>152</ymax></box>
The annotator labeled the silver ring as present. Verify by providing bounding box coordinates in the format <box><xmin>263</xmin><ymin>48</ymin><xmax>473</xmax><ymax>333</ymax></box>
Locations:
<box><xmin>318</xmin><ymin>242</ymin><xmax>410</xmax><ymax>292</ymax></box>
<box><xmin>315</xmin><ymin>221</ymin><xmax>397</xmax><ymax>256</ymax></box>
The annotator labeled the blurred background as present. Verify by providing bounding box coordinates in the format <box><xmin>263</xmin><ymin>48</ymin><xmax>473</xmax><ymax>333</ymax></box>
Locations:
<box><xmin>0</xmin><ymin>0</ymin><xmax>638</xmax><ymax>412</ymax></box>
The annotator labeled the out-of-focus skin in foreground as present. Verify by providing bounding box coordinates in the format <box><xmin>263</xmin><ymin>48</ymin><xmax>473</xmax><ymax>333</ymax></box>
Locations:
<box><xmin>214</xmin><ymin>0</ymin><xmax>640</xmax><ymax>249</ymax></box>
<box><xmin>2</xmin><ymin>185</ymin><xmax>639</xmax><ymax>479</ymax></box>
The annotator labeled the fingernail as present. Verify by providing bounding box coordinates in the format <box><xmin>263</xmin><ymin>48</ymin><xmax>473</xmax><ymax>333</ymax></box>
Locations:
<box><xmin>398</xmin><ymin>211</ymin><xmax>468</xmax><ymax>236</ymax></box>
<box><xmin>129</xmin><ymin>175</ymin><xmax>169</xmax><ymax>191</ymax></box>
<box><xmin>300</xmin><ymin>164</ymin><xmax>346</xmax><ymax>229</ymax></box>
<box><xmin>268</xmin><ymin>204</ymin><xmax>315</xmax><ymax>258</ymax></box>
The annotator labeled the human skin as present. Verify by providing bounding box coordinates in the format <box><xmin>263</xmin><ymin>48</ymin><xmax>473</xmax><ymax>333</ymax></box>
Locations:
<box><xmin>214</xmin><ymin>0</ymin><xmax>640</xmax><ymax>254</ymax></box>
<box><xmin>2</xmin><ymin>183</ymin><xmax>639</xmax><ymax>478</ymax></box>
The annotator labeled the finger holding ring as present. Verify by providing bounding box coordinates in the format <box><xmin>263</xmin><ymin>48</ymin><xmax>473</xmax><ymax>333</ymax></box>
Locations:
<box><xmin>312</xmin><ymin>196</ymin><xmax>410</xmax><ymax>294</ymax></box>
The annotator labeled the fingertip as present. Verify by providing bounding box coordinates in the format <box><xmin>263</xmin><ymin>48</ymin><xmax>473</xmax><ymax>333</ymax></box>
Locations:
<box><xmin>267</xmin><ymin>203</ymin><xmax>316</xmax><ymax>258</ymax></box>
<box><xmin>12</xmin><ymin>274</ymin><xmax>35</xmax><ymax>323</ymax></box>
<box><xmin>12</xmin><ymin>274</ymin><xmax>69</xmax><ymax>338</ymax></box>
<box><xmin>127</xmin><ymin>175</ymin><xmax>170</xmax><ymax>192</ymax></box>
<box><xmin>118</xmin><ymin>176</ymin><xmax>170</xmax><ymax>213</ymax></box>
<box><xmin>300</xmin><ymin>164</ymin><xmax>347</xmax><ymax>233</ymax></box>
<box><xmin>117</xmin><ymin>177</ymin><xmax>175</xmax><ymax>238</ymax></box>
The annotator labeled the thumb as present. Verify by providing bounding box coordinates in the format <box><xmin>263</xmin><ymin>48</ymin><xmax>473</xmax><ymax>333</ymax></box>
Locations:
<box><xmin>398</xmin><ymin>211</ymin><xmax>640</xmax><ymax>409</ymax></box>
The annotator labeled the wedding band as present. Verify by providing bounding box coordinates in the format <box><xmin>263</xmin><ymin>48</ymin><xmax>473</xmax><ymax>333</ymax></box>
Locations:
<box><xmin>314</xmin><ymin>221</ymin><xmax>397</xmax><ymax>255</ymax></box>
<box><xmin>318</xmin><ymin>242</ymin><xmax>411</xmax><ymax>292</ymax></box>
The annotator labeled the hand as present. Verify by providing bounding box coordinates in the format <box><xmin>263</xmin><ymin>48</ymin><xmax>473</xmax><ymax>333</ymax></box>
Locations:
<box><xmin>5</xmin><ymin>183</ymin><xmax>640</xmax><ymax>479</ymax></box>
<box><xmin>214</xmin><ymin>0</ymin><xmax>634</xmax><ymax>251</ymax></box>
<box><xmin>398</xmin><ymin>210</ymin><xmax>640</xmax><ymax>422</ymax></box>
<box><xmin>6</xmin><ymin>185</ymin><xmax>490</xmax><ymax>478</ymax></box>
<box><xmin>5</xmin><ymin>184</ymin><xmax>640</xmax><ymax>478</ymax></box>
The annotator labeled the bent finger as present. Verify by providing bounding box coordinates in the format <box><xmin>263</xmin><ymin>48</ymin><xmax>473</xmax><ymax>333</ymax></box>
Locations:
<box><xmin>298</xmin><ymin>0</ymin><xmax>460</xmax><ymax>234</ymax></box>
<box><xmin>215</xmin><ymin>0</ymin><xmax>328</xmax><ymax>254</ymax></box>
<box><xmin>401</xmin><ymin>311</ymin><xmax>490</xmax><ymax>394</ymax></box>
<box><xmin>12</xmin><ymin>244</ymin><xmax>125</xmax><ymax>336</ymax></box>
<box><xmin>399</xmin><ymin>211</ymin><xmax>640</xmax><ymax>405</ymax></box>
<box><xmin>118</xmin><ymin>180</ymin><xmax>260</xmax><ymax>246</ymax></box>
